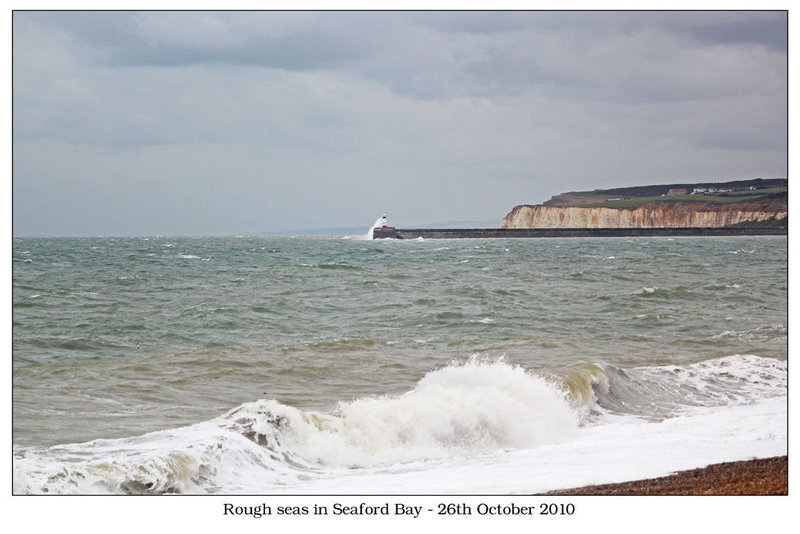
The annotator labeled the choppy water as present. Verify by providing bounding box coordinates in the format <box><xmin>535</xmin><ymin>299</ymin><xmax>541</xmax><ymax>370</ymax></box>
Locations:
<box><xmin>12</xmin><ymin>234</ymin><xmax>787</xmax><ymax>494</ymax></box>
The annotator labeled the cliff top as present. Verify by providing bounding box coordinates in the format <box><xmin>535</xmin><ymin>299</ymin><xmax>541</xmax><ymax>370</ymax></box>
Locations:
<box><xmin>543</xmin><ymin>178</ymin><xmax>787</xmax><ymax>209</ymax></box>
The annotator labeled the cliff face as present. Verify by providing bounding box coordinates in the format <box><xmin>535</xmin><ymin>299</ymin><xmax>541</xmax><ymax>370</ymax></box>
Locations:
<box><xmin>501</xmin><ymin>201</ymin><xmax>787</xmax><ymax>229</ymax></box>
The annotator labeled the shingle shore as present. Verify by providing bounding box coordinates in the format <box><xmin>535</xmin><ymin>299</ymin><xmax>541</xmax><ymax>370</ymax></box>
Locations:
<box><xmin>545</xmin><ymin>456</ymin><xmax>787</xmax><ymax>495</ymax></box>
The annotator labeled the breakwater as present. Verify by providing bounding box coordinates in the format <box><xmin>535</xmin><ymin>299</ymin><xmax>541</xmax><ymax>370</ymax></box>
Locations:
<box><xmin>372</xmin><ymin>227</ymin><xmax>787</xmax><ymax>239</ymax></box>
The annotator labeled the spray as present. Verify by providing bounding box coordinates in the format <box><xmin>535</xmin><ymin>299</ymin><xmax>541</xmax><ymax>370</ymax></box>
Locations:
<box><xmin>363</xmin><ymin>216</ymin><xmax>385</xmax><ymax>240</ymax></box>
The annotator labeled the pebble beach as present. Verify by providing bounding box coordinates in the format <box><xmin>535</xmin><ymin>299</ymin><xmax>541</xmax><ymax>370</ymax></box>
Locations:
<box><xmin>548</xmin><ymin>456</ymin><xmax>787</xmax><ymax>495</ymax></box>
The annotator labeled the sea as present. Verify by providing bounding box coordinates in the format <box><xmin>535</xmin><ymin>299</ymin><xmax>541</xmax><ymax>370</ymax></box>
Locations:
<box><xmin>11</xmin><ymin>227</ymin><xmax>788</xmax><ymax>495</ymax></box>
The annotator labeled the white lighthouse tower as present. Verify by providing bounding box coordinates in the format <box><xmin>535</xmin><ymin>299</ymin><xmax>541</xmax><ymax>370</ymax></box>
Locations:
<box><xmin>381</xmin><ymin>214</ymin><xmax>388</xmax><ymax>228</ymax></box>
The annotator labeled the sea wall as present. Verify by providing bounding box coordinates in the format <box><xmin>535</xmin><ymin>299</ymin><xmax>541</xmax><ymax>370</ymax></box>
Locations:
<box><xmin>501</xmin><ymin>202</ymin><xmax>787</xmax><ymax>229</ymax></box>
<box><xmin>372</xmin><ymin>227</ymin><xmax>787</xmax><ymax>239</ymax></box>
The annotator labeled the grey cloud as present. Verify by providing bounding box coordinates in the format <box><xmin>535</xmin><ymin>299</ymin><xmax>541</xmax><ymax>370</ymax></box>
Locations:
<box><xmin>405</xmin><ymin>11</ymin><xmax>544</xmax><ymax>34</ymax></box>
<box><xmin>35</xmin><ymin>11</ymin><xmax>371</xmax><ymax>70</ymax></box>
<box><xmin>21</xmin><ymin>11</ymin><xmax>787</xmax><ymax>101</ymax></box>
<box><xmin>649</xmin><ymin>11</ymin><xmax>787</xmax><ymax>50</ymax></box>
<box><xmin>12</xmin><ymin>10</ymin><xmax>787</xmax><ymax>237</ymax></box>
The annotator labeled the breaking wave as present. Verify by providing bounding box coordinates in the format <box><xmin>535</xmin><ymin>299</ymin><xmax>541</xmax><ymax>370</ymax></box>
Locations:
<box><xmin>554</xmin><ymin>354</ymin><xmax>786</xmax><ymax>420</ymax></box>
<box><xmin>13</xmin><ymin>354</ymin><xmax>785</xmax><ymax>494</ymax></box>
<box><xmin>13</xmin><ymin>358</ymin><xmax>579</xmax><ymax>494</ymax></box>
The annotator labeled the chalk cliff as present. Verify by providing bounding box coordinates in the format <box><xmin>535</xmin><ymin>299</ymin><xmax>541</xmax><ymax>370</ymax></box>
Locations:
<box><xmin>501</xmin><ymin>201</ymin><xmax>787</xmax><ymax>229</ymax></box>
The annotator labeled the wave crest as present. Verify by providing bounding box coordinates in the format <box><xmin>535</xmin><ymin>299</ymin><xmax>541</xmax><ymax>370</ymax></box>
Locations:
<box><xmin>226</xmin><ymin>357</ymin><xmax>580</xmax><ymax>466</ymax></box>
<box><xmin>14</xmin><ymin>358</ymin><xmax>580</xmax><ymax>493</ymax></box>
<box><xmin>553</xmin><ymin>354</ymin><xmax>786</xmax><ymax>420</ymax></box>
<box><xmin>14</xmin><ymin>355</ymin><xmax>785</xmax><ymax>494</ymax></box>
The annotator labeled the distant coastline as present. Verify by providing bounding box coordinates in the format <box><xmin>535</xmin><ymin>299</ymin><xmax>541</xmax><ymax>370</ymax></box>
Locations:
<box><xmin>502</xmin><ymin>178</ymin><xmax>787</xmax><ymax>230</ymax></box>
<box><xmin>371</xmin><ymin>178</ymin><xmax>787</xmax><ymax>238</ymax></box>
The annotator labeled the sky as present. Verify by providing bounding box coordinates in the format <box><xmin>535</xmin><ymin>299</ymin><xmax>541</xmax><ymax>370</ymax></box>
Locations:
<box><xmin>12</xmin><ymin>10</ymin><xmax>788</xmax><ymax>237</ymax></box>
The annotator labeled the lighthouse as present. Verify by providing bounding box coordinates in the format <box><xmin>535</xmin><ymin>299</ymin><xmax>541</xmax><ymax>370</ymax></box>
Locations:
<box><xmin>381</xmin><ymin>214</ymin><xmax>388</xmax><ymax>228</ymax></box>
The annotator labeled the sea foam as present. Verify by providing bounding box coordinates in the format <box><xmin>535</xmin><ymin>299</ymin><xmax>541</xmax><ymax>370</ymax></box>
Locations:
<box><xmin>13</xmin><ymin>359</ymin><xmax>581</xmax><ymax>493</ymax></box>
<box><xmin>229</xmin><ymin>358</ymin><xmax>580</xmax><ymax>466</ymax></box>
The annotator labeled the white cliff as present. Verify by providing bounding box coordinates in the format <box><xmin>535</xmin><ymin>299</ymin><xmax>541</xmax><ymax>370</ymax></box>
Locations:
<box><xmin>501</xmin><ymin>201</ymin><xmax>787</xmax><ymax>229</ymax></box>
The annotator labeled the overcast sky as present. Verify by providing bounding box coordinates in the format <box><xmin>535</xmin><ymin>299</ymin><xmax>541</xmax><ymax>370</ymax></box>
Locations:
<box><xmin>12</xmin><ymin>10</ymin><xmax>787</xmax><ymax>237</ymax></box>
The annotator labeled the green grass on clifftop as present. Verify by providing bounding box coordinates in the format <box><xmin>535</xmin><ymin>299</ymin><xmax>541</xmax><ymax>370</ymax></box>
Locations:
<box><xmin>543</xmin><ymin>179</ymin><xmax>786</xmax><ymax>210</ymax></box>
<box><xmin>584</xmin><ymin>193</ymin><xmax>780</xmax><ymax>209</ymax></box>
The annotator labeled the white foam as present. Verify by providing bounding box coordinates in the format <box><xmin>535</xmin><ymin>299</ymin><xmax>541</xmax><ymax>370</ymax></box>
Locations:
<box><xmin>13</xmin><ymin>359</ymin><xmax>580</xmax><ymax>493</ymax></box>
<box><xmin>612</xmin><ymin>354</ymin><xmax>787</xmax><ymax>412</ymax></box>
<box><xmin>252</xmin><ymin>358</ymin><xmax>580</xmax><ymax>467</ymax></box>
<box><xmin>12</xmin><ymin>356</ymin><xmax>786</xmax><ymax>494</ymax></box>
<box><xmin>710</xmin><ymin>325</ymin><xmax>787</xmax><ymax>342</ymax></box>
<box><xmin>351</xmin><ymin>216</ymin><xmax>385</xmax><ymax>240</ymax></box>
<box><xmin>13</xmin><ymin>420</ymin><xmax>310</xmax><ymax>494</ymax></box>
<box><xmin>286</xmin><ymin>395</ymin><xmax>785</xmax><ymax>494</ymax></box>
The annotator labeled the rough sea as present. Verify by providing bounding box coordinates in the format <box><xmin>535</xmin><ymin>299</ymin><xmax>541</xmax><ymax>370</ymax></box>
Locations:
<box><xmin>12</xmin><ymin>230</ymin><xmax>787</xmax><ymax>494</ymax></box>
